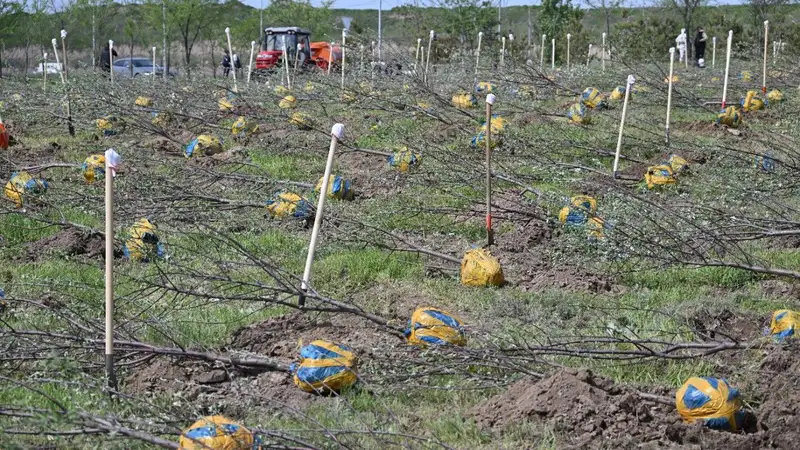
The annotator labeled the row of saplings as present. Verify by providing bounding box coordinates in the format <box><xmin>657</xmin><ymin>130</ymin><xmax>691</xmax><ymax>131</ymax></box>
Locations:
<box><xmin>176</xmin><ymin>308</ymin><xmax>800</xmax><ymax>449</ymax></box>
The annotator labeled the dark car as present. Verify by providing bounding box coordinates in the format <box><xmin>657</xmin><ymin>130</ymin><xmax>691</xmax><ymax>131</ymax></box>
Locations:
<box><xmin>112</xmin><ymin>57</ymin><xmax>176</xmax><ymax>78</ymax></box>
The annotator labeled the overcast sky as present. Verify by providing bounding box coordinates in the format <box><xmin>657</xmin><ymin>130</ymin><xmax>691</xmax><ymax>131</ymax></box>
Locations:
<box><xmin>240</xmin><ymin>1</ymin><xmax>542</xmax><ymax>9</ymax></box>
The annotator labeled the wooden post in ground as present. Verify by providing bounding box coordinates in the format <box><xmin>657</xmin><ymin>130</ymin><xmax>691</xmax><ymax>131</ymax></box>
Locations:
<box><xmin>425</xmin><ymin>30</ymin><xmax>434</xmax><ymax>85</ymax></box>
<box><xmin>104</xmin><ymin>148</ymin><xmax>121</xmax><ymax>394</ymax></box>
<box><xmin>762</xmin><ymin>20</ymin><xmax>769</xmax><ymax>95</ymax></box>
<box><xmin>567</xmin><ymin>33</ymin><xmax>571</xmax><ymax>71</ymax></box>
<box><xmin>485</xmin><ymin>94</ymin><xmax>496</xmax><ymax>246</ymax></box>
<box><xmin>225</xmin><ymin>27</ymin><xmax>238</xmax><ymax>92</ymax></box>
<box><xmin>613</xmin><ymin>75</ymin><xmax>635</xmax><ymax>178</ymax></box>
<box><xmin>247</xmin><ymin>41</ymin><xmax>255</xmax><ymax>84</ymax></box>
<box><xmin>721</xmin><ymin>30</ymin><xmax>733</xmax><ymax>109</ymax></box>
<box><xmin>587</xmin><ymin>44</ymin><xmax>592</xmax><ymax>67</ymax></box>
<box><xmin>540</xmin><ymin>34</ymin><xmax>546</xmax><ymax>70</ymax></box>
<box><xmin>666</xmin><ymin>47</ymin><xmax>675</xmax><ymax>146</ymax></box>
<box><xmin>474</xmin><ymin>31</ymin><xmax>483</xmax><ymax>90</ymax></box>
<box><xmin>602</xmin><ymin>32</ymin><xmax>606</xmax><ymax>72</ymax></box>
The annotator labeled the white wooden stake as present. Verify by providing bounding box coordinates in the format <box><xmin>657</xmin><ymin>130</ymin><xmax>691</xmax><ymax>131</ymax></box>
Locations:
<box><xmin>508</xmin><ymin>34</ymin><xmax>514</xmax><ymax>59</ymax></box>
<box><xmin>613</xmin><ymin>75</ymin><xmax>635</xmax><ymax>178</ymax></box>
<box><xmin>712</xmin><ymin>37</ymin><xmax>716</xmax><ymax>68</ymax></box>
<box><xmin>360</xmin><ymin>44</ymin><xmax>365</xmax><ymax>73</ymax></box>
<box><xmin>762</xmin><ymin>21</ymin><xmax>769</xmax><ymax>95</ymax></box>
<box><xmin>152</xmin><ymin>46</ymin><xmax>157</xmax><ymax>82</ymax></box>
<box><xmin>485</xmin><ymin>94</ymin><xmax>496</xmax><ymax>246</ymax></box>
<box><xmin>567</xmin><ymin>33</ymin><xmax>571</xmax><ymax>71</ymax></box>
<box><xmin>104</xmin><ymin>148</ymin><xmax>121</xmax><ymax>392</ymax></box>
<box><xmin>666</xmin><ymin>48</ymin><xmax>675</xmax><ymax>146</ymax></box>
<box><xmin>341</xmin><ymin>30</ymin><xmax>346</xmax><ymax>90</ymax></box>
<box><xmin>60</xmin><ymin>30</ymin><xmax>68</xmax><ymax>81</ymax></box>
<box><xmin>109</xmin><ymin>40</ymin><xmax>114</xmax><ymax>83</ymax></box>
<box><xmin>540</xmin><ymin>34</ymin><xmax>546</xmax><ymax>70</ymax></box>
<box><xmin>327</xmin><ymin>41</ymin><xmax>334</xmax><ymax>76</ymax></box>
<box><xmin>414</xmin><ymin>38</ymin><xmax>421</xmax><ymax>75</ymax></box>
<box><xmin>501</xmin><ymin>36</ymin><xmax>506</xmax><ymax>68</ymax></box>
<box><xmin>587</xmin><ymin>44</ymin><xmax>592</xmax><ymax>67</ymax></box>
<box><xmin>425</xmin><ymin>30</ymin><xmax>434</xmax><ymax>84</ymax></box>
<box><xmin>602</xmin><ymin>32</ymin><xmax>606</xmax><ymax>72</ymax></box>
<box><xmin>225</xmin><ymin>27</ymin><xmax>237</xmax><ymax>92</ymax></box>
<box><xmin>474</xmin><ymin>32</ymin><xmax>483</xmax><ymax>89</ymax></box>
<box><xmin>284</xmin><ymin>44</ymin><xmax>292</xmax><ymax>89</ymax></box>
<box><xmin>722</xmin><ymin>30</ymin><xmax>733</xmax><ymax>109</ymax></box>
<box><xmin>551</xmin><ymin>38</ymin><xmax>555</xmax><ymax>70</ymax></box>
<box><xmin>43</xmin><ymin>52</ymin><xmax>47</xmax><ymax>92</ymax></box>
<box><xmin>247</xmin><ymin>41</ymin><xmax>255</xmax><ymax>84</ymax></box>
<box><xmin>299</xmin><ymin>124</ymin><xmax>344</xmax><ymax>307</ymax></box>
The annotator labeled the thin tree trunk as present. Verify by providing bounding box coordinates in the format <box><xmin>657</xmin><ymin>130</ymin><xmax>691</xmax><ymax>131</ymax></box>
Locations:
<box><xmin>92</xmin><ymin>8</ymin><xmax>96</xmax><ymax>69</ymax></box>
<box><xmin>211</xmin><ymin>39</ymin><xmax>216</xmax><ymax>78</ymax></box>
<box><xmin>162</xmin><ymin>0</ymin><xmax>167</xmax><ymax>80</ymax></box>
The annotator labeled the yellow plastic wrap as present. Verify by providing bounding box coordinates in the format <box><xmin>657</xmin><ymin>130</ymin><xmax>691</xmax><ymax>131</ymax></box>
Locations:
<box><xmin>676</xmin><ymin>377</ymin><xmax>744</xmax><ymax>431</ymax></box>
<box><xmin>567</xmin><ymin>103</ymin><xmax>590</xmax><ymax>124</ymax></box>
<box><xmin>218</xmin><ymin>98</ymin><xmax>234</xmax><ymax>112</ymax></box>
<box><xmin>580</xmin><ymin>87</ymin><xmax>607</xmax><ymax>109</ymax></box>
<box><xmin>135</xmin><ymin>96</ymin><xmax>153</xmax><ymax>107</ymax></box>
<box><xmin>289</xmin><ymin>112</ymin><xmax>313</xmax><ymax>130</ymax></box>
<box><xmin>279</xmin><ymin>95</ymin><xmax>297</xmax><ymax>109</ymax></box>
<box><xmin>452</xmin><ymin>93</ymin><xmax>477</xmax><ymax>109</ymax></box>
<box><xmin>558</xmin><ymin>195</ymin><xmax>597</xmax><ymax>225</ymax></box>
<box><xmin>82</xmin><ymin>154</ymin><xmax>106</xmax><ymax>184</ymax></box>
<box><xmin>664</xmin><ymin>75</ymin><xmax>680</xmax><ymax>83</ymax></box>
<box><xmin>740</xmin><ymin>90</ymin><xmax>764</xmax><ymax>112</ymax></box>
<box><xmin>124</xmin><ymin>218</ymin><xmax>163</xmax><ymax>262</ymax></box>
<box><xmin>179</xmin><ymin>416</ymin><xmax>254</xmax><ymax>450</ymax></box>
<box><xmin>460</xmin><ymin>248</ymin><xmax>504</xmax><ymax>287</ymax></box>
<box><xmin>184</xmin><ymin>135</ymin><xmax>223</xmax><ymax>158</ymax></box>
<box><xmin>4</xmin><ymin>171</ymin><xmax>48</xmax><ymax>208</ymax></box>
<box><xmin>265</xmin><ymin>192</ymin><xmax>311</xmax><ymax>219</ymax></box>
<box><xmin>739</xmin><ymin>71</ymin><xmax>753</xmax><ymax>82</ymax></box>
<box><xmin>716</xmin><ymin>106</ymin><xmax>742</xmax><ymax>128</ymax></box>
<box><xmin>770</xmin><ymin>309</ymin><xmax>799</xmax><ymax>341</ymax></box>
<box><xmin>476</xmin><ymin>81</ymin><xmax>496</xmax><ymax>93</ymax></box>
<box><xmin>767</xmin><ymin>89</ymin><xmax>783</xmax><ymax>104</ymax></box>
<box><xmin>231</xmin><ymin>116</ymin><xmax>258</xmax><ymax>136</ymax></box>
<box><xmin>314</xmin><ymin>175</ymin><xmax>354</xmax><ymax>200</ymax></box>
<box><xmin>388</xmin><ymin>147</ymin><xmax>422</xmax><ymax>172</ymax></box>
<box><xmin>610</xmin><ymin>86</ymin><xmax>625</xmax><ymax>100</ymax></box>
<box><xmin>668</xmin><ymin>154</ymin><xmax>688</xmax><ymax>174</ymax></box>
<box><xmin>479</xmin><ymin>114</ymin><xmax>508</xmax><ymax>135</ymax></box>
<box><xmin>405</xmin><ymin>307</ymin><xmax>467</xmax><ymax>346</ymax></box>
<box><xmin>645</xmin><ymin>164</ymin><xmax>676</xmax><ymax>189</ymax></box>
<box><xmin>292</xmin><ymin>340</ymin><xmax>358</xmax><ymax>393</ymax></box>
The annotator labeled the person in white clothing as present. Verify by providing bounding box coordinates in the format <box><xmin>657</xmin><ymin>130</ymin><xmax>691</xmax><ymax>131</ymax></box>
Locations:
<box><xmin>676</xmin><ymin>28</ymin><xmax>687</xmax><ymax>62</ymax></box>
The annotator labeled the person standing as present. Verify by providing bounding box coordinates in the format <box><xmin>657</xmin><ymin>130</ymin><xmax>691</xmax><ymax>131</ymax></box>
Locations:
<box><xmin>99</xmin><ymin>42</ymin><xmax>118</xmax><ymax>73</ymax></box>
<box><xmin>221</xmin><ymin>49</ymin><xmax>231</xmax><ymax>77</ymax></box>
<box><xmin>675</xmin><ymin>29</ymin><xmax>687</xmax><ymax>64</ymax></box>
<box><xmin>233</xmin><ymin>52</ymin><xmax>242</xmax><ymax>77</ymax></box>
<box><xmin>694</xmin><ymin>27</ymin><xmax>708</xmax><ymax>67</ymax></box>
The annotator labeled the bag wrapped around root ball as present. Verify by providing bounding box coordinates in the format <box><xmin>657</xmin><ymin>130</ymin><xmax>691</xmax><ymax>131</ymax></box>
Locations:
<box><xmin>676</xmin><ymin>377</ymin><xmax>745</xmax><ymax>431</ymax></box>
<box><xmin>770</xmin><ymin>309</ymin><xmax>799</xmax><ymax>341</ymax></box>
<box><xmin>289</xmin><ymin>112</ymin><xmax>313</xmax><ymax>130</ymax></box>
<box><xmin>315</xmin><ymin>175</ymin><xmax>354</xmax><ymax>201</ymax></box>
<box><xmin>388</xmin><ymin>147</ymin><xmax>422</xmax><ymax>172</ymax></box>
<box><xmin>716</xmin><ymin>107</ymin><xmax>742</xmax><ymax>128</ymax></box>
<box><xmin>279</xmin><ymin>95</ymin><xmax>297</xmax><ymax>109</ymax></box>
<box><xmin>754</xmin><ymin>152</ymin><xmax>775</xmax><ymax>172</ymax></box>
<box><xmin>184</xmin><ymin>135</ymin><xmax>223</xmax><ymax>158</ymax></box>
<box><xmin>82</xmin><ymin>154</ymin><xmax>106</xmax><ymax>184</ymax></box>
<box><xmin>179</xmin><ymin>415</ymin><xmax>255</xmax><ymax>450</ymax></box>
<box><xmin>135</xmin><ymin>96</ymin><xmax>153</xmax><ymax>107</ymax></box>
<box><xmin>460</xmin><ymin>248</ymin><xmax>504</xmax><ymax>287</ymax></box>
<box><xmin>291</xmin><ymin>340</ymin><xmax>358</xmax><ymax>394</ymax></box>
<box><xmin>610</xmin><ymin>86</ymin><xmax>626</xmax><ymax>100</ymax></box>
<box><xmin>567</xmin><ymin>103</ymin><xmax>590</xmax><ymax>124</ymax></box>
<box><xmin>558</xmin><ymin>195</ymin><xmax>597</xmax><ymax>225</ymax></box>
<box><xmin>476</xmin><ymin>81</ymin><xmax>496</xmax><ymax>94</ymax></box>
<box><xmin>123</xmin><ymin>218</ymin><xmax>164</xmax><ymax>262</ymax></box>
<box><xmin>580</xmin><ymin>87</ymin><xmax>608</xmax><ymax>109</ymax></box>
<box><xmin>645</xmin><ymin>164</ymin><xmax>676</xmax><ymax>189</ymax></box>
<box><xmin>265</xmin><ymin>192</ymin><xmax>312</xmax><ymax>219</ymax></box>
<box><xmin>767</xmin><ymin>89</ymin><xmax>783</xmax><ymax>104</ymax></box>
<box><xmin>405</xmin><ymin>307</ymin><xmax>467</xmax><ymax>346</ymax></box>
<box><xmin>452</xmin><ymin>92</ymin><xmax>477</xmax><ymax>109</ymax></box>
<box><xmin>231</xmin><ymin>116</ymin><xmax>259</xmax><ymax>137</ymax></box>
<box><xmin>96</xmin><ymin>115</ymin><xmax>124</xmax><ymax>136</ymax></box>
<box><xmin>4</xmin><ymin>171</ymin><xmax>48</xmax><ymax>208</ymax></box>
<box><xmin>668</xmin><ymin>154</ymin><xmax>689</xmax><ymax>174</ymax></box>
<box><xmin>740</xmin><ymin>90</ymin><xmax>765</xmax><ymax>112</ymax></box>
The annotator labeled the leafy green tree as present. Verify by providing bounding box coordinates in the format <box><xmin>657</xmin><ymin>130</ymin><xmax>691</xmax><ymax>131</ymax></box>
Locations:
<box><xmin>538</xmin><ymin>0</ymin><xmax>584</xmax><ymax>63</ymax></box>
<box><xmin>0</xmin><ymin>0</ymin><xmax>23</xmax><ymax>76</ymax></box>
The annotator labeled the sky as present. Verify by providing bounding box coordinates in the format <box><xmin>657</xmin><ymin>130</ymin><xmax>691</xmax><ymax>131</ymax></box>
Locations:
<box><xmin>239</xmin><ymin>1</ymin><xmax>537</xmax><ymax>10</ymax></box>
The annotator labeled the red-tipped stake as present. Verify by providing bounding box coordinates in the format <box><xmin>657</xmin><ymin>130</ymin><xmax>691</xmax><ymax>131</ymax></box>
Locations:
<box><xmin>104</xmin><ymin>148</ymin><xmax>121</xmax><ymax>393</ymax></box>
<box><xmin>666</xmin><ymin>47</ymin><xmax>675</xmax><ymax>146</ymax></box>
<box><xmin>613</xmin><ymin>75</ymin><xmax>635</xmax><ymax>179</ymax></box>
<box><xmin>299</xmin><ymin>124</ymin><xmax>345</xmax><ymax>308</ymax></box>
<box><xmin>485</xmin><ymin>94</ymin><xmax>496</xmax><ymax>246</ymax></box>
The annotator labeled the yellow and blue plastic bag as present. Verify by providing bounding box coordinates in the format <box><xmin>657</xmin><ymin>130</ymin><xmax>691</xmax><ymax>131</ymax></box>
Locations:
<box><xmin>676</xmin><ymin>377</ymin><xmax>745</xmax><ymax>431</ymax></box>
<box><xmin>315</xmin><ymin>175</ymin><xmax>354</xmax><ymax>201</ymax></box>
<box><xmin>476</xmin><ymin>81</ymin><xmax>496</xmax><ymax>94</ymax></box>
<box><xmin>739</xmin><ymin>71</ymin><xmax>753</xmax><ymax>82</ymax></box>
<box><xmin>452</xmin><ymin>92</ymin><xmax>477</xmax><ymax>109</ymax></box>
<box><xmin>265</xmin><ymin>192</ymin><xmax>311</xmax><ymax>219</ymax></box>
<box><xmin>82</xmin><ymin>154</ymin><xmax>105</xmax><ymax>184</ymax></box>
<box><xmin>645</xmin><ymin>164</ymin><xmax>676</xmax><ymax>189</ymax></box>
<box><xmin>388</xmin><ymin>147</ymin><xmax>422</xmax><ymax>172</ymax></box>
<box><xmin>567</xmin><ymin>103</ymin><xmax>590</xmax><ymax>124</ymax></box>
<box><xmin>610</xmin><ymin>86</ymin><xmax>625</xmax><ymax>100</ymax></box>
<box><xmin>668</xmin><ymin>154</ymin><xmax>688</xmax><ymax>174</ymax></box>
<box><xmin>581</xmin><ymin>87</ymin><xmax>607</xmax><ymax>109</ymax></box>
<box><xmin>461</xmin><ymin>248</ymin><xmax>504</xmax><ymax>287</ymax></box>
<box><xmin>135</xmin><ymin>96</ymin><xmax>153</xmax><ymax>107</ymax></box>
<box><xmin>179</xmin><ymin>416</ymin><xmax>255</xmax><ymax>450</ymax></box>
<box><xmin>4</xmin><ymin>171</ymin><xmax>48</xmax><ymax>208</ymax></box>
<box><xmin>769</xmin><ymin>309</ymin><xmax>799</xmax><ymax>341</ymax></box>
<box><xmin>740</xmin><ymin>90</ymin><xmax>764</xmax><ymax>112</ymax></box>
<box><xmin>231</xmin><ymin>116</ymin><xmax>258</xmax><ymax>137</ymax></box>
<box><xmin>184</xmin><ymin>135</ymin><xmax>223</xmax><ymax>158</ymax></box>
<box><xmin>289</xmin><ymin>112</ymin><xmax>313</xmax><ymax>130</ymax></box>
<box><xmin>767</xmin><ymin>89</ymin><xmax>783</xmax><ymax>104</ymax></box>
<box><xmin>479</xmin><ymin>114</ymin><xmax>508</xmax><ymax>135</ymax></box>
<box><xmin>96</xmin><ymin>115</ymin><xmax>123</xmax><ymax>136</ymax></box>
<box><xmin>716</xmin><ymin>106</ymin><xmax>741</xmax><ymax>128</ymax></box>
<box><xmin>405</xmin><ymin>307</ymin><xmax>467</xmax><ymax>346</ymax></box>
<box><xmin>123</xmin><ymin>218</ymin><xmax>164</xmax><ymax>262</ymax></box>
<box><xmin>754</xmin><ymin>152</ymin><xmax>775</xmax><ymax>172</ymax></box>
<box><xmin>292</xmin><ymin>340</ymin><xmax>358</xmax><ymax>393</ymax></box>
<box><xmin>558</xmin><ymin>195</ymin><xmax>597</xmax><ymax>225</ymax></box>
<box><xmin>279</xmin><ymin>95</ymin><xmax>297</xmax><ymax>109</ymax></box>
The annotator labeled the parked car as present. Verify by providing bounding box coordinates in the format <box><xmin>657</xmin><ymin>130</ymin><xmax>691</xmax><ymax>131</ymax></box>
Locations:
<box><xmin>112</xmin><ymin>57</ymin><xmax>176</xmax><ymax>78</ymax></box>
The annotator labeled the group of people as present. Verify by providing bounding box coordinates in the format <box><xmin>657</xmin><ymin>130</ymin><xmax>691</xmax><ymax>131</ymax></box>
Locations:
<box><xmin>221</xmin><ymin>49</ymin><xmax>242</xmax><ymax>77</ymax></box>
<box><xmin>676</xmin><ymin>27</ymin><xmax>708</xmax><ymax>68</ymax></box>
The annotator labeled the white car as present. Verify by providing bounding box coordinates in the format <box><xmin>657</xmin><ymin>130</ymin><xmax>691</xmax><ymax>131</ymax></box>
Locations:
<box><xmin>33</xmin><ymin>62</ymin><xmax>62</xmax><ymax>74</ymax></box>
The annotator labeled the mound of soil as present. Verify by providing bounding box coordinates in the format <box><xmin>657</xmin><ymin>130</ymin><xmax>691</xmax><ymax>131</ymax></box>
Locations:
<box><xmin>688</xmin><ymin>308</ymin><xmax>764</xmax><ymax>342</ymax></box>
<box><xmin>23</xmin><ymin>229</ymin><xmax>107</xmax><ymax>262</ymax></box>
<box><xmin>336</xmin><ymin>151</ymin><xmax>405</xmax><ymax>199</ymax></box>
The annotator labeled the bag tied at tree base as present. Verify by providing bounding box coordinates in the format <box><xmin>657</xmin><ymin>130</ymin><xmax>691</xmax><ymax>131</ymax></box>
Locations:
<box><xmin>664</xmin><ymin>75</ymin><xmax>680</xmax><ymax>84</ymax></box>
<box><xmin>291</xmin><ymin>340</ymin><xmax>358</xmax><ymax>393</ymax></box>
<box><xmin>769</xmin><ymin>309</ymin><xmax>799</xmax><ymax>341</ymax></box>
<box><xmin>184</xmin><ymin>135</ymin><xmax>223</xmax><ymax>158</ymax></box>
<box><xmin>767</xmin><ymin>89</ymin><xmax>783</xmax><ymax>103</ymax></box>
<box><xmin>96</xmin><ymin>115</ymin><xmax>123</xmax><ymax>136</ymax></box>
<box><xmin>265</xmin><ymin>192</ymin><xmax>312</xmax><ymax>219</ymax></box>
<box><xmin>123</xmin><ymin>218</ymin><xmax>164</xmax><ymax>262</ymax></box>
<box><xmin>558</xmin><ymin>195</ymin><xmax>597</xmax><ymax>226</ymax></box>
<box><xmin>610</xmin><ymin>86</ymin><xmax>626</xmax><ymax>100</ymax></box>
<box><xmin>645</xmin><ymin>164</ymin><xmax>676</xmax><ymax>189</ymax></box>
<box><xmin>567</xmin><ymin>103</ymin><xmax>590</xmax><ymax>124</ymax></box>
<box><xmin>179</xmin><ymin>415</ymin><xmax>255</xmax><ymax>450</ymax></box>
<box><xmin>470</xmin><ymin>130</ymin><xmax>502</xmax><ymax>149</ymax></box>
<box><xmin>580</xmin><ymin>87</ymin><xmax>608</xmax><ymax>109</ymax></box>
<box><xmin>479</xmin><ymin>114</ymin><xmax>508</xmax><ymax>135</ymax></box>
<box><xmin>739</xmin><ymin>71</ymin><xmax>753</xmax><ymax>82</ymax></box>
<box><xmin>151</xmin><ymin>111</ymin><xmax>172</xmax><ymax>127</ymax></box>
<box><xmin>668</xmin><ymin>154</ymin><xmax>688</xmax><ymax>174</ymax></box>
<box><xmin>289</xmin><ymin>112</ymin><xmax>313</xmax><ymax>130</ymax></box>
<box><xmin>0</xmin><ymin>122</ymin><xmax>9</xmax><ymax>150</ymax></box>
<box><xmin>315</xmin><ymin>175</ymin><xmax>354</xmax><ymax>201</ymax></box>
<box><xmin>388</xmin><ymin>147</ymin><xmax>422</xmax><ymax>172</ymax></box>
<box><xmin>740</xmin><ymin>90</ymin><xmax>765</xmax><ymax>112</ymax></box>
<box><xmin>218</xmin><ymin>97</ymin><xmax>235</xmax><ymax>112</ymax></box>
<box><xmin>4</xmin><ymin>171</ymin><xmax>48</xmax><ymax>208</ymax></box>
<box><xmin>476</xmin><ymin>81</ymin><xmax>496</xmax><ymax>93</ymax></box>
<box><xmin>405</xmin><ymin>307</ymin><xmax>467</xmax><ymax>346</ymax></box>
<box><xmin>460</xmin><ymin>248</ymin><xmax>504</xmax><ymax>287</ymax></box>
<box><xmin>754</xmin><ymin>152</ymin><xmax>775</xmax><ymax>172</ymax></box>
<box><xmin>82</xmin><ymin>154</ymin><xmax>105</xmax><ymax>184</ymax></box>
<box><xmin>676</xmin><ymin>377</ymin><xmax>745</xmax><ymax>431</ymax></box>
<box><xmin>231</xmin><ymin>116</ymin><xmax>258</xmax><ymax>137</ymax></box>
<box><xmin>716</xmin><ymin>106</ymin><xmax>742</xmax><ymax>128</ymax></box>
<box><xmin>587</xmin><ymin>216</ymin><xmax>606</xmax><ymax>240</ymax></box>
<box><xmin>452</xmin><ymin>92</ymin><xmax>477</xmax><ymax>109</ymax></box>
<box><xmin>134</xmin><ymin>96</ymin><xmax>153</xmax><ymax>107</ymax></box>
<box><xmin>341</xmin><ymin>91</ymin><xmax>357</xmax><ymax>104</ymax></box>
<box><xmin>279</xmin><ymin>95</ymin><xmax>297</xmax><ymax>109</ymax></box>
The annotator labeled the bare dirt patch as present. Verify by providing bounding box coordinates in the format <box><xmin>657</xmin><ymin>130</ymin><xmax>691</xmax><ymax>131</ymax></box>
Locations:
<box><xmin>23</xmin><ymin>228</ymin><xmax>107</xmax><ymax>262</ymax></box>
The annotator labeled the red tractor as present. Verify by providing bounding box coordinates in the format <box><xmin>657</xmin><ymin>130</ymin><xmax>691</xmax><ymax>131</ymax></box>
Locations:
<box><xmin>254</xmin><ymin>27</ymin><xmax>341</xmax><ymax>74</ymax></box>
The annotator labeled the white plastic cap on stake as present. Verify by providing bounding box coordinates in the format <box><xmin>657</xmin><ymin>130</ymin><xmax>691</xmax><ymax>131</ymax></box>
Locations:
<box><xmin>509</xmin><ymin>34</ymin><xmax>514</xmax><ymax>41</ymax></box>
<box><xmin>109</xmin><ymin>40</ymin><xmax>113</xmax><ymax>47</ymax></box>
<box><xmin>567</xmin><ymin>33</ymin><xmax>572</xmax><ymax>39</ymax></box>
<box><xmin>669</xmin><ymin>47</ymin><xmax>675</xmax><ymax>54</ymax></box>
<box><xmin>417</xmin><ymin>38</ymin><xmax>422</xmax><ymax>43</ymax></box>
<box><xmin>764</xmin><ymin>20</ymin><xmax>769</xmax><ymax>25</ymax></box>
<box><xmin>51</xmin><ymin>38</ymin><xmax>57</xmax><ymax>46</ymax></box>
<box><xmin>225</xmin><ymin>27</ymin><xmax>231</xmax><ymax>34</ymax></box>
<box><xmin>627</xmin><ymin>74</ymin><xmax>636</xmax><ymax>85</ymax></box>
<box><xmin>430</xmin><ymin>30</ymin><xmax>435</xmax><ymax>37</ymax></box>
<box><xmin>331</xmin><ymin>123</ymin><xmax>345</xmax><ymax>140</ymax></box>
<box><xmin>486</xmin><ymin>93</ymin><xmax>496</xmax><ymax>105</ymax></box>
<box><xmin>61</xmin><ymin>30</ymin><xmax>67</xmax><ymax>39</ymax></box>
<box><xmin>105</xmin><ymin>148</ymin><xmax>121</xmax><ymax>177</ymax></box>
<box><xmin>44</xmin><ymin>52</ymin><xmax>48</xmax><ymax>58</ymax></box>
<box><xmin>479</xmin><ymin>32</ymin><xmax>483</xmax><ymax>37</ymax></box>
<box><xmin>252</xmin><ymin>41</ymin><xmax>256</xmax><ymax>47</ymax></box>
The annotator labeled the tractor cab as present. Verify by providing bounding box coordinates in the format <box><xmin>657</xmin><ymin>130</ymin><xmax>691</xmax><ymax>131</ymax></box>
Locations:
<box><xmin>256</xmin><ymin>27</ymin><xmax>312</xmax><ymax>71</ymax></box>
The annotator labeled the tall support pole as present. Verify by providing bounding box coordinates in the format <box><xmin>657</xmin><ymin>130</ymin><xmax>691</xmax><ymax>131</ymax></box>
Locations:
<box><xmin>152</xmin><ymin>46</ymin><xmax>157</xmax><ymax>82</ymax></box>
<box><xmin>666</xmin><ymin>48</ymin><xmax>675</xmax><ymax>146</ymax></box>
<box><xmin>247</xmin><ymin>41</ymin><xmax>255</xmax><ymax>84</ymax></box>
<box><xmin>299</xmin><ymin>124</ymin><xmax>345</xmax><ymax>308</ymax></box>
<box><xmin>225</xmin><ymin>27</ymin><xmax>237</xmax><ymax>92</ymax></box>
<box><xmin>341</xmin><ymin>30</ymin><xmax>346</xmax><ymax>90</ymax></box>
<box><xmin>162</xmin><ymin>0</ymin><xmax>167</xmax><ymax>80</ymax></box>
<box><xmin>43</xmin><ymin>52</ymin><xmax>47</xmax><ymax>92</ymax></box>
<box><xmin>712</xmin><ymin>37</ymin><xmax>716</xmax><ymax>68</ymax></box>
<box><xmin>721</xmin><ymin>30</ymin><xmax>733</xmax><ymax>109</ymax></box>
<box><xmin>566</xmin><ymin>33</ymin><xmax>571</xmax><ymax>71</ymax></box>
<box><xmin>425</xmin><ymin>30</ymin><xmax>434</xmax><ymax>85</ymax></box>
<box><xmin>587</xmin><ymin>44</ymin><xmax>592</xmax><ymax>67</ymax></box>
<box><xmin>762</xmin><ymin>20</ymin><xmax>769</xmax><ymax>95</ymax></box>
<box><xmin>485</xmin><ymin>94</ymin><xmax>496</xmax><ymax>246</ymax></box>
<box><xmin>474</xmin><ymin>32</ymin><xmax>483</xmax><ymax>89</ymax></box>
<box><xmin>414</xmin><ymin>38</ymin><xmax>422</xmax><ymax>75</ymax></box>
<box><xmin>540</xmin><ymin>34</ymin><xmax>546</xmax><ymax>70</ymax></box>
<box><xmin>61</xmin><ymin>30</ymin><xmax>68</xmax><ymax>81</ymax></box>
<box><xmin>104</xmin><ymin>148</ymin><xmax>121</xmax><ymax>394</ymax></box>
<box><xmin>613</xmin><ymin>75</ymin><xmax>635</xmax><ymax>178</ymax></box>
<box><xmin>602</xmin><ymin>32</ymin><xmax>606</xmax><ymax>72</ymax></box>
<box><xmin>501</xmin><ymin>36</ymin><xmax>506</xmax><ymax>68</ymax></box>
<box><xmin>109</xmin><ymin>40</ymin><xmax>114</xmax><ymax>83</ymax></box>
<box><xmin>52</xmin><ymin>39</ymin><xmax>64</xmax><ymax>84</ymax></box>
<box><xmin>551</xmin><ymin>38</ymin><xmax>555</xmax><ymax>70</ymax></box>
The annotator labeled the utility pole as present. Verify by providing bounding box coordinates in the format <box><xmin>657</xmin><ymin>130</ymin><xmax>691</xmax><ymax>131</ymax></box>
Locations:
<box><xmin>378</xmin><ymin>0</ymin><xmax>382</xmax><ymax>62</ymax></box>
